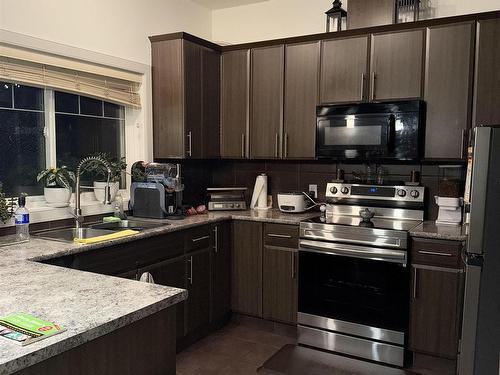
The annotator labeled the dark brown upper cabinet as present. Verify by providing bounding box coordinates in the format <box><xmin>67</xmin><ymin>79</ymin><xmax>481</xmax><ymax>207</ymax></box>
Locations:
<box><xmin>320</xmin><ymin>36</ymin><xmax>369</xmax><ymax>104</ymax></box>
<box><xmin>151</xmin><ymin>37</ymin><xmax>220</xmax><ymax>159</ymax></box>
<box><xmin>424</xmin><ymin>22</ymin><xmax>474</xmax><ymax>159</ymax></box>
<box><xmin>220</xmin><ymin>50</ymin><xmax>250</xmax><ymax>159</ymax></box>
<box><xmin>284</xmin><ymin>41</ymin><xmax>320</xmax><ymax>159</ymax></box>
<box><xmin>370</xmin><ymin>29</ymin><xmax>425</xmax><ymax>101</ymax></box>
<box><xmin>473</xmin><ymin>18</ymin><xmax>500</xmax><ymax>127</ymax></box>
<box><xmin>250</xmin><ymin>45</ymin><xmax>284</xmax><ymax>159</ymax></box>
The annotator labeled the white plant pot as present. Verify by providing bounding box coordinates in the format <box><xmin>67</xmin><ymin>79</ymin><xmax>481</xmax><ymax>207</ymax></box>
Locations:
<box><xmin>93</xmin><ymin>181</ymin><xmax>119</xmax><ymax>203</ymax></box>
<box><xmin>44</xmin><ymin>187</ymin><xmax>71</xmax><ymax>208</ymax></box>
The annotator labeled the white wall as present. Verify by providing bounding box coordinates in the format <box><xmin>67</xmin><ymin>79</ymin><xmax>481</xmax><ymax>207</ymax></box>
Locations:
<box><xmin>0</xmin><ymin>0</ymin><xmax>212</xmax><ymax>65</ymax></box>
<box><xmin>212</xmin><ymin>0</ymin><xmax>500</xmax><ymax>44</ymax></box>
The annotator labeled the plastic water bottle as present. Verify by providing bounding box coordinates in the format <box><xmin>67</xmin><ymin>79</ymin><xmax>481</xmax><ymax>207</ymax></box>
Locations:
<box><xmin>15</xmin><ymin>195</ymin><xmax>30</xmax><ymax>241</ymax></box>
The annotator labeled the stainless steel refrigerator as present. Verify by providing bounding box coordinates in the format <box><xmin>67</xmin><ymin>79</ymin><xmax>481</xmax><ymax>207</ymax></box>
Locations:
<box><xmin>459</xmin><ymin>126</ymin><xmax>500</xmax><ymax>375</ymax></box>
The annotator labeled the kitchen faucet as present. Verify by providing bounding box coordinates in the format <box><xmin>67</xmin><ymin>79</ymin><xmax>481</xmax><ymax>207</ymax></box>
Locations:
<box><xmin>74</xmin><ymin>156</ymin><xmax>112</xmax><ymax>229</ymax></box>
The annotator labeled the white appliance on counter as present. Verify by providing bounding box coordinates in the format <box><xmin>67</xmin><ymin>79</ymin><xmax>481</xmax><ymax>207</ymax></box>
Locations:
<box><xmin>435</xmin><ymin>196</ymin><xmax>463</xmax><ymax>225</ymax></box>
<box><xmin>277</xmin><ymin>192</ymin><xmax>317</xmax><ymax>213</ymax></box>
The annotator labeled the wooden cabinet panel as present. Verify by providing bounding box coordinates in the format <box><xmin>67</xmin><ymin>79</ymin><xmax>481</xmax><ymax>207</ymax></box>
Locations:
<box><xmin>320</xmin><ymin>36</ymin><xmax>369</xmax><ymax>104</ymax></box>
<box><xmin>371</xmin><ymin>30</ymin><xmax>424</xmax><ymax>100</ymax></box>
<box><xmin>201</xmin><ymin>46</ymin><xmax>220</xmax><ymax>158</ymax></box>
<box><xmin>221</xmin><ymin>50</ymin><xmax>250</xmax><ymax>159</ymax></box>
<box><xmin>184</xmin><ymin>40</ymin><xmax>203</xmax><ymax>159</ymax></box>
<box><xmin>231</xmin><ymin>221</ymin><xmax>263</xmax><ymax>317</ymax></box>
<box><xmin>284</xmin><ymin>42</ymin><xmax>319</xmax><ymax>159</ymax></box>
<box><xmin>187</xmin><ymin>248</ymin><xmax>211</xmax><ymax>333</ymax></box>
<box><xmin>409</xmin><ymin>266</ymin><xmax>464</xmax><ymax>359</ymax></box>
<box><xmin>473</xmin><ymin>18</ymin><xmax>500</xmax><ymax>127</ymax></box>
<box><xmin>185</xmin><ymin>224</ymin><xmax>212</xmax><ymax>253</ymax></box>
<box><xmin>424</xmin><ymin>23</ymin><xmax>474</xmax><ymax>159</ymax></box>
<box><xmin>264</xmin><ymin>223</ymin><xmax>299</xmax><ymax>248</ymax></box>
<box><xmin>211</xmin><ymin>222</ymin><xmax>232</xmax><ymax>322</ymax></box>
<box><xmin>151</xmin><ymin>39</ymin><xmax>185</xmax><ymax>158</ymax></box>
<box><xmin>411</xmin><ymin>238</ymin><xmax>464</xmax><ymax>269</ymax></box>
<box><xmin>263</xmin><ymin>246</ymin><xmax>298</xmax><ymax>324</ymax></box>
<box><xmin>250</xmin><ymin>45</ymin><xmax>284</xmax><ymax>159</ymax></box>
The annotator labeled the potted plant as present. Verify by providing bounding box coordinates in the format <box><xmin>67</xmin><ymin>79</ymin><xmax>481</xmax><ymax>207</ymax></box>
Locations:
<box><xmin>83</xmin><ymin>153</ymin><xmax>126</xmax><ymax>202</ymax></box>
<box><xmin>37</xmin><ymin>166</ymin><xmax>76</xmax><ymax>207</ymax></box>
<box><xmin>0</xmin><ymin>187</ymin><xmax>14</xmax><ymax>224</ymax></box>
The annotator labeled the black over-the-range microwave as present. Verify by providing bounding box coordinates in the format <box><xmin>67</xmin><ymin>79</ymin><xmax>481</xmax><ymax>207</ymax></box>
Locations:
<box><xmin>315</xmin><ymin>100</ymin><xmax>425</xmax><ymax>161</ymax></box>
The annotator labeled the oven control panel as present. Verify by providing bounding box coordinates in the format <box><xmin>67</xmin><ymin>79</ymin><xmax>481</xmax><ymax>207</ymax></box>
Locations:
<box><xmin>326</xmin><ymin>183</ymin><xmax>425</xmax><ymax>203</ymax></box>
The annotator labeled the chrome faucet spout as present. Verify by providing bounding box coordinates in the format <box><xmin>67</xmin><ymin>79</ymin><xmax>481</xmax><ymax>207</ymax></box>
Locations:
<box><xmin>74</xmin><ymin>156</ymin><xmax>112</xmax><ymax>229</ymax></box>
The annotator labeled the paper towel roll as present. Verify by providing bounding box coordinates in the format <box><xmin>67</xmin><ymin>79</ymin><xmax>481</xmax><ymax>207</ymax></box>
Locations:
<box><xmin>250</xmin><ymin>174</ymin><xmax>268</xmax><ymax>209</ymax></box>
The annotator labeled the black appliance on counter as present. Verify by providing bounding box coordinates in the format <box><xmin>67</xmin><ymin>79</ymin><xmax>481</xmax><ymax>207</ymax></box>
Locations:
<box><xmin>316</xmin><ymin>100</ymin><xmax>425</xmax><ymax>160</ymax></box>
<box><xmin>298</xmin><ymin>182</ymin><xmax>426</xmax><ymax>367</ymax></box>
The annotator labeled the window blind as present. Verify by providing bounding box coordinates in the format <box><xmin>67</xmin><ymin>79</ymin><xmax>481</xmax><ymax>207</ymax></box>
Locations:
<box><xmin>0</xmin><ymin>45</ymin><xmax>142</xmax><ymax>108</ymax></box>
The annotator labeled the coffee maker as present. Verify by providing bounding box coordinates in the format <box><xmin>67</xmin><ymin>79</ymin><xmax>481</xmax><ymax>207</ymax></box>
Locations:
<box><xmin>129</xmin><ymin>162</ymin><xmax>184</xmax><ymax>219</ymax></box>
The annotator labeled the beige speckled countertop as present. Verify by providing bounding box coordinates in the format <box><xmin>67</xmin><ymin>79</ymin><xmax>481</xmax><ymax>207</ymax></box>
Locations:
<box><xmin>409</xmin><ymin>221</ymin><xmax>468</xmax><ymax>242</ymax></box>
<box><xmin>0</xmin><ymin>209</ymin><xmax>316</xmax><ymax>375</ymax></box>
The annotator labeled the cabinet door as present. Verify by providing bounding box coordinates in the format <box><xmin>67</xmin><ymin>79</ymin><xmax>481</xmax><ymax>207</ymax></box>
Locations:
<box><xmin>184</xmin><ymin>40</ymin><xmax>203</xmax><ymax>158</ymax></box>
<box><xmin>250</xmin><ymin>45</ymin><xmax>284</xmax><ymax>159</ymax></box>
<box><xmin>409</xmin><ymin>266</ymin><xmax>464</xmax><ymax>358</ymax></box>
<box><xmin>221</xmin><ymin>50</ymin><xmax>250</xmax><ymax>159</ymax></box>
<box><xmin>263</xmin><ymin>246</ymin><xmax>297</xmax><ymax>324</ymax></box>
<box><xmin>201</xmin><ymin>47</ymin><xmax>220</xmax><ymax>158</ymax></box>
<box><xmin>320</xmin><ymin>36</ymin><xmax>369</xmax><ymax>104</ymax></box>
<box><xmin>140</xmin><ymin>256</ymin><xmax>186</xmax><ymax>339</ymax></box>
<box><xmin>187</xmin><ymin>248</ymin><xmax>211</xmax><ymax>333</ymax></box>
<box><xmin>231</xmin><ymin>221</ymin><xmax>263</xmax><ymax>317</ymax></box>
<box><xmin>371</xmin><ymin>30</ymin><xmax>424</xmax><ymax>101</ymax></box>
<box><xmin>151</xmin><ymin>39</ymin><xmax>185</xmax><ymax>158</ymax></box>
<box><xmin>424</xmin><ymin>23</ymin><xmax>474</xmax><ymax>159</ymax></box>
<box><xmin>211</xmin><ymin>222</ymin><xmax>232</xmax><ymax>322</ymax></box>
<box><xmin>284</xmin><ymin>42</ymin><xmax>319</xmax><ymax>159</ymax></box>
<box><xmin>473</xmin><ymin>18</ymin><xmax>500</xmax><ymax>127</ymax></box>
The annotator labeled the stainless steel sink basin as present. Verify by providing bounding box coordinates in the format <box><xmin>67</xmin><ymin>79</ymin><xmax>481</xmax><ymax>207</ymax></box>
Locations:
<box><xmin>89</xmin><ymin>219</ymin><xmax>168</xmax><ymax>231</ymax></box>
<box><xmin>34</xmin><ymin>228</ymin><xmax>117</xmax><ymax>243</ymax></box>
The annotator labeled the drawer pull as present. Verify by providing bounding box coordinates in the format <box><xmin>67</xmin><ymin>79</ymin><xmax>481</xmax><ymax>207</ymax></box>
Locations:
<box><xmin>267</xmin><ymin>233</ymin><xmax>293</xmax><ymax>239</ymax></box>
<box><xmin>192</xmin><ymin>235</ymin><xmax>210</xmax><ymax>242</ymax></box>
<box><xmin>418</xmin><ymin>250</ymin><xmax>453</xmax><ymax>257</ymax></box>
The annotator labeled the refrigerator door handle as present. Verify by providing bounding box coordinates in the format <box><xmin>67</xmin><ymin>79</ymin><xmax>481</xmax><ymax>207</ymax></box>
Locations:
<box><xmin>458</xmin><ymin>261</ymin><xmax>482</xmax><ymax>375</ymax></box>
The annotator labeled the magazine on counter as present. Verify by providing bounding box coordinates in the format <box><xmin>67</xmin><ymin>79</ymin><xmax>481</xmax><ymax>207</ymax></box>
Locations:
<box><xmin>0</xmin><ymin>313</ymin><xmax>66</xmax><ymax>346</ymax></box>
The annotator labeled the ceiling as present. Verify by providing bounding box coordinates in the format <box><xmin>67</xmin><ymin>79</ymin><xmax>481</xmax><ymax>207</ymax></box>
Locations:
<box><xmin>192</xmin><ymin>0</ymin><xmax>269</xmax><ymax>10</ymax></box>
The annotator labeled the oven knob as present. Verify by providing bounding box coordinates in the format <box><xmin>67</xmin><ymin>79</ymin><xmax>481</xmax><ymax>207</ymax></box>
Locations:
<box><xmin>229</xmin><ymin>204</ymin><xmax>235</xmax><ymax>208</ymax></box>
<box><xmin>330</xmin><ymin>186</ymin><xmax>338</xmax><ymax>194</ymax></box>
<box><xmin>341</xmin><ymin>187</ymin><xmax>349</xmax><ymax>195</ymax></box>
<box><xmin>410</xmin><ymin>190</ymin><xmax>420</xmax><ymax>198</ymax></box>
<box><xmin>397</xmin><ymin>189</ymin><xmax>407</xmax><ymax>197</ymax></box>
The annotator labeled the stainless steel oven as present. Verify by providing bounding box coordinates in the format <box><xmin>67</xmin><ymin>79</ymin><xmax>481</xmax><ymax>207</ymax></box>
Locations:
<box><xmin>316</xmin><ymin>100</ymin><xmax>425</xmax><ymax>160</ymax></box>
<box><xmin>297</xmin><ymin>183</ymin><xmax>425</xmax><ymax>367</ymax></box>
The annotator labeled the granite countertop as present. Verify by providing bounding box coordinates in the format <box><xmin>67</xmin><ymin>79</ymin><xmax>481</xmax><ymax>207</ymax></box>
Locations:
<box><xmin>0</xmin><ymin>209</ymin><xmax>315</xmax><ymax>374</ymax></box>
<box><xmin>409</xmin><ymin>221</ymin><xmax>468</xmax><ymax>241</ymax></box>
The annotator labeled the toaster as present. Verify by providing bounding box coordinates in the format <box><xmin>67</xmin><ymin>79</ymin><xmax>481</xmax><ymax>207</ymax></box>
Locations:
<box><xmin>277</xmin><ymin>192</ymin><xmax>314</xmax><ymax>213</ymax></box>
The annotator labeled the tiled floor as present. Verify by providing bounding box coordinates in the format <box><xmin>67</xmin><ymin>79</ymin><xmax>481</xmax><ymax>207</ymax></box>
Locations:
<box><xmin>176</xmin><ymin>316</ymin><xmax>455</xmax><ymax>375</ymax></box>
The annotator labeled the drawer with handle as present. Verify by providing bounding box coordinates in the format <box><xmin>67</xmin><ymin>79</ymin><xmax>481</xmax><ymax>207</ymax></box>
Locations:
<box><xmin>185</xmin><ymin>225</ymin><xmax>213</xmax><ymax>252</ymax></box>
<box><xmin>411</xmin><ymin>238</ymin><xmax>464</xmax><ymax>269</ymax></box>
<box><xmin>264</xmin><ymin>223</ymin><xmax>299</xmax><ymax>248</ymax></box>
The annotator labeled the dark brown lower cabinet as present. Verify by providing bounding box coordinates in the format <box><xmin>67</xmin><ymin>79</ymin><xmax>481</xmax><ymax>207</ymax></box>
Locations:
<box><xmin>231</xmin><ymin>220</ymin><xmax>263</xmax><ymax>317</ymax></box>
<box><xmin>186</xmin><ymin>248</ymin><xmax>211</xmax><ymax>334</ymax></box>
<box><xmin>212</xmin><ymin>222</ymin><xmax>232</xmax><ymax>323</ymax></box>
<box><xmin>409</xmin><ymin>239</ymin><xmax>465</xmax><ymax>360</ymax></box>
<box><xmin>263</xmin><ymin>246</ymin><xmax>298</xmax><ymax>324</ymax></box>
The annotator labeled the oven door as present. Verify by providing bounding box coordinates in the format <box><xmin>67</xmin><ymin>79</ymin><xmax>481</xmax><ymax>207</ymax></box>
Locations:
<box><xmin>316</xmin><ymin>113</ymin><xmax>396</xmax><ymax>159</ymax></box>
<box><xmin>298</xmin><ymin>240</ymin><xmax>409</xmax><ymax>335</ymax></box>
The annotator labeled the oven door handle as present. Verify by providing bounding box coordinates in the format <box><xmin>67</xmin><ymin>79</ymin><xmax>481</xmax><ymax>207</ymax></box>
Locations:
<box><xmin>299</xmin><ymin>239</ymin><xmax>407</xmax><ymax>265</ymax></box>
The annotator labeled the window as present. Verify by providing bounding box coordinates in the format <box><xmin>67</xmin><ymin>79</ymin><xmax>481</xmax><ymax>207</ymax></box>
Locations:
<box><xmin>0</xmin><ymin>81</ymin><xmax>125</xmax><ymax>197</ymax></box>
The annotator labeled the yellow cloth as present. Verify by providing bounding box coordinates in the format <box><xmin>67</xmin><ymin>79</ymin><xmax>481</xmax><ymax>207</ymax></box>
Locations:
<box><xmin>74</xmin><ymin>229</ymin><xmax>139</xmax><ymax>244</ymax></box>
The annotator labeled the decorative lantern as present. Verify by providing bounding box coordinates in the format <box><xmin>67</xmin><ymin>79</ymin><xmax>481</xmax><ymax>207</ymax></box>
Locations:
<box><xmin>325</xmin><ymin>0</ymin><xmax>347</xmax><ymax>32</ymax></box>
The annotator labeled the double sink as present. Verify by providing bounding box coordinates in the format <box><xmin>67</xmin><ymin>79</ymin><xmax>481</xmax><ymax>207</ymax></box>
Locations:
<box><xmin>34</xmin><ymin>219</ymin><xmax>169</xmax><ymax>243</ymax></box>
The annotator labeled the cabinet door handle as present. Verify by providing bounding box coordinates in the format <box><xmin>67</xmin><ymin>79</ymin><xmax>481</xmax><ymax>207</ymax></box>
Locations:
<box><xmin>413</xmin><ymin>267</ymin><xmax>418</xmax><ymax>300</ymax></box>
<box><xmin>267</xmin><ymin>233</ymin><xmax>292</xmax><ymax>239</ymax></box>
<box><xmin>187</xmin><ymin>131</ymin><xmax>193</xmax><ymax>157</ymax></box>
<box><xmin>418</xmin><ymin>250</ymin><xmax>453</xmax><ymax>257</ymax></box>
<box><xmin>214</xmin><ymin>226</ymin><xmax>218</xmax><ymax>253</ymax></box>
<box><xmin>275</xmin><ymin>133</ymin><xmax>279</xmax><ymax>158</ymax></box>
<box><xmin>460</xmin><ymin>129</ymin><xmax>466</xmax><ymax>158</ymax></box>
<box><xmin>360</xmin><ymin>73</ymin><xmax>365</xmax><ymax>101</ymax></box>
<box><xmin>192</xmin><ymin>235</ymin><xmax>210</xmax><ymax>242</ymax></box>
<box><xmin>188</xmin><ymin>256</ymin><xmax>193</xmax><ymax>285</ymax></box>
<box><xmin>370</xmin><ymin>72</ymin><xmax>376</xmax><ymax>101</ymax></box>
<box><xmin>241</xmin><ymin>133</ymin><xmax>245</xmax><ymax>158</ymax></box>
